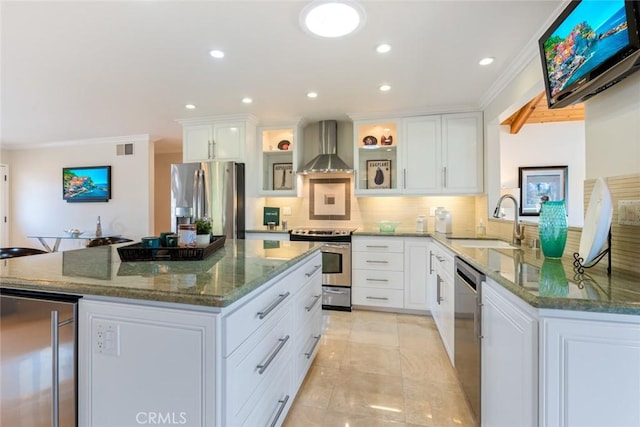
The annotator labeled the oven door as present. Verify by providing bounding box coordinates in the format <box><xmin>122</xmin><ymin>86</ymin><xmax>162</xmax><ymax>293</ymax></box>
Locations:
<box><xmin>321</xmin><ymin>243</ymin><xmax>351</xmax><ymax>287</ymax></box>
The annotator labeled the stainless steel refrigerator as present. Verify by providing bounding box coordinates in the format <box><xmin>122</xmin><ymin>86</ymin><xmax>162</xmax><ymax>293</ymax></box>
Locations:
<box><xmin>1</xmin><ymin>289</ymin><xmax>79</xmax><ymax>427</ymax></box>
<box><xmin>170</xmin><ymin>161</ymin><xmax>245</xmax><ymax>240</ymax></box>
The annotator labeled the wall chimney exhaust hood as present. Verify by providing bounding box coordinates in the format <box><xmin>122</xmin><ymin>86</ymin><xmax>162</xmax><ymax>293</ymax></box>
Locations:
<box><xmin>298</xmin><ymin>120</ymin><xmax>353</xmax><ymax>174</ymax></box>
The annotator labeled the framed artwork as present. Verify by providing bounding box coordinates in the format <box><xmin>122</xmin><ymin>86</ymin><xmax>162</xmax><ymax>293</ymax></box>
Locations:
<box><xmin>519</xmin><ymin>165</ymin><xmax>568</xmax><ymax>216</ymax></box>
<box><xmin>366</xmin><ymin>160</ymin><xmax>391</xmax><ymax>189</ymax></box>
<box><xmin>309</xmin><ymin>178</ymin><xmax>351</xmax><ymax>220</ymax></box>
<box><xmin>273</xmin><ymin>163</ymin><xmax>293</xmax><ymax>191</ymax></box>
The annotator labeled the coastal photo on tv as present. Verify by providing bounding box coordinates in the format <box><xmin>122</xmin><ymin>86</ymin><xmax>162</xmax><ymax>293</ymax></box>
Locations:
<box><xmin>63</xmin><ymin>165</ymin><xmax>111</xmax><ymax>202</ymax></box>
<box><xmin>542</xmin><ymin>0</ymin><xmax>630</xmax><ymax>98</ymax></box>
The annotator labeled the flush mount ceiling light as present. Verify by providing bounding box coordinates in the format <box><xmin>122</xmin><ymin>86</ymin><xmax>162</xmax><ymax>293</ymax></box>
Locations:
<box><xmin>379</xmin><ymin>84</ymin><xmax>391</xmax><ymax>92</ymax></box>
<box><xmin>241</xmin><ymin>97</ymin><xmax>253</xmax><ymax>104</ymax></box>
<box><xmin>307</xmin><ymin>91</ymin><xmax>318</xmax><ymax>98</ymax></box>
<box><xmin>479</xmin><ymin>57</ymin><xmax>495</xmax><ymax>66</ymax></box>
<box><xmin>300</xmin><ymin>1</ymin><xmax>366</xmax><ymax>38</ymax></box>
<box><xmin>209</xmin><ymin>50</ymin><xmax>225</xmax><ymax>59</ymax></box>
<box><xmin>185</xmin><ymin>104</ymin><xmax>196</xmax><ymax>110</ymax></box>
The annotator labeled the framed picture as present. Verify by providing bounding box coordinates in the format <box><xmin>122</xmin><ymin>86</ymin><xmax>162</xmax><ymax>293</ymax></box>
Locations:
<box><xmin>309</xmin><ymin>178</ymin><xmax>351</xmax><ymax>220</ymax></box>
<box><xmin>366</xmin><ymin>160</ymin><xmax>391</xmax><ymax>189</ymax></box>
<box><xmin>273</xmin><ymin>163</ymin><xmax>293</xmax><ymax>191</ymax></box>
<box><xmin>519</xmin><ymin>166</ymin><xmax>568</xmax><ymax>216</ymax></box>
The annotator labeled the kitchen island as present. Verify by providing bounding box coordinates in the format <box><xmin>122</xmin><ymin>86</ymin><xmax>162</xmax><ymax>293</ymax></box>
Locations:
<box><xmin>0</xmin><ymin>239</ymin><xmax>323</xmax><ymax>427</ymax></box>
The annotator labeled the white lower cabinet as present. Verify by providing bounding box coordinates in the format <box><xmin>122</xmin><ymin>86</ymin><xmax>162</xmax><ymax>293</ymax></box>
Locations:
<box><xmin>79</xmin><ymin>251</ymin><xmax>322</xmax><ymax>427</ymax></box>
<box><xmin>352</xmin><ymin>236</ymin><xmax>405</xmax><ymax>309</ymax></box>
<box><xmin>540</xmin><ymin>312</ymin><xmax>640</xmax><ymax>427</ymax></box>
<box><xmin>404</xmin><ymin>238</ymin><xmax>430</xmax><ymax>311</ymax></box>
<box><xmin>481</xmin><ymin>278</ymin><xmax>538</xmax><ymax>427</ymax></box>
<box><xmin>78</xmin><ymin>300</ymin><xmax>216</xmax><ymax>427</ymax></box>
<box><xmin>431</xmin><ymin>241</ymin><xmax>455</xmax><ymax>364</ymax></box>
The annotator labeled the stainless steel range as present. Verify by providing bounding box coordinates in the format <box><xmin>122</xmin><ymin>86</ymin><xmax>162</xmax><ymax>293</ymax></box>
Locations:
<box><xmin>290</xmin><ymin>228</ymin><xmax>354</xmax><ymax>311</ymax></box>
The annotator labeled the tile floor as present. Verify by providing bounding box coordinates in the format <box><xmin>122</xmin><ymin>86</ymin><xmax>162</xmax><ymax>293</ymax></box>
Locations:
<box><xmin>284</xmin><ymin>310</ymin><xmax>477</xmax><ymax>427</ymax></box>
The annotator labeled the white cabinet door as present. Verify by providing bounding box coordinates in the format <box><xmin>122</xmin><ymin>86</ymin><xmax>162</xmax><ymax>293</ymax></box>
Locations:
<box><xmin>78</xmin><ymin>299</ymin><xmax>216</xmax><ymax>427</ymax></box>
<box><xmin>441</xmin><ymin>112</ymin><xmax>483</xmax><ymax>194</ymax></box>
<box><xmin>482</xmin><ymin>279</ymin><xmax>538</xmax><ymax>427</ymax></box>
<box><xmin>431</xmin><ymin>241</ymin><xmax>455</xmax><ymax>364</ymax></box>
<box><xmin>183</xmin><ymin>124</ymin><xmax>213</xmax><ymax>162</ymax></box>
<box><xmin>404</xmin><ymin>238</ymin><xmax>430</xmax><ymax>311</ymax></box>
<box><xmin>541</xmin><ymin>313</ymin><xmax>640</xmax><ymax>427</ymax></box>
<box><xmin>213</xmin><ymin>121</ymin><xmax>245</xmax><ymax>161</ymax></box>
<box><xmin>403</xmin><ymin>116</ymin><xmax>441</xmax><ymax>194</ymax></box>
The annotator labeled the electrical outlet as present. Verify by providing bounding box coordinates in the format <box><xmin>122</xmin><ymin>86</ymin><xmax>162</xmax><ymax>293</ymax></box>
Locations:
<box><xmin>94</xmin><ymin>319</ymin><xmax>120</xmax><ymax>356</ymax></box>
<box><xmin>619</xmin><ymin>200</ymin><xmax>640</xmax><ymax>226</ymax></box>
<box><xmin>283</xmin><ymin>206</ymin><xmax>292</xmax><ymax>216</ymax></box>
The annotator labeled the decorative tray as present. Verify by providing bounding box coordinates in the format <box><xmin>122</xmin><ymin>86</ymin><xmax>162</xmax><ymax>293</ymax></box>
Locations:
<box><xmin>117</xmin><ymin>235</ymin><xmax>226</xmax><ymax>262</ymax></box>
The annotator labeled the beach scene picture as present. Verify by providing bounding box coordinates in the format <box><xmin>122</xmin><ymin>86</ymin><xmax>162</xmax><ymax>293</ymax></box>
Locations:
<box><xmin>63</xmin><ymin>166</ymin><xmax>110</xmax><ymax>201</ymax></box>
<box><xmin>543</xmin><ymin>0</ymin><xmax>629</xmax><ymax>97</ymax></box>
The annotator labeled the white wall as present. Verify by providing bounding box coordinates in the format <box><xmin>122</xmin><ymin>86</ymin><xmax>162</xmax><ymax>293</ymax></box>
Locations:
<box><xmin>584</xmin><ymin>71</ymin><xmax>640</xmax><ymax>179</ymax></box>
<box><xmin>6</xmin><ymin>135</ymin><xmax>153</xmax><ymax>251</ymax></box>
<box><xmin>500</xmin><ymin>121</ymin><xmax>585</xmax><ymax>226</ymax></box>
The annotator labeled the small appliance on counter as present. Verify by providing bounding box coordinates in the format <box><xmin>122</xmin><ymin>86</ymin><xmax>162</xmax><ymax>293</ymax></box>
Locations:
<box><xmin>435</xmin><ymin>207</ymin><xmax>452</xmax><ymax>234</ymax></box>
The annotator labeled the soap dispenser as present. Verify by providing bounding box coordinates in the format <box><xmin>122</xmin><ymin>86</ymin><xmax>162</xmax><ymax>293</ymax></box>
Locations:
<box><xmin>476</xmin><ymin>220</ymin><xmax>486</xmax><ymax>237</ymax></box>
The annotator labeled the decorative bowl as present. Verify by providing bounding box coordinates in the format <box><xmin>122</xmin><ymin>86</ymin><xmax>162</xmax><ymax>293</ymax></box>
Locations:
<box><xmin>377</xmin><ymin>221</ymin><xmax>400</xmax><ymax>233</ymax></box>
<box><xmin>64</xmin><ymin>229</ymin><xmax>82</xmax><ymax>238</ymax></box>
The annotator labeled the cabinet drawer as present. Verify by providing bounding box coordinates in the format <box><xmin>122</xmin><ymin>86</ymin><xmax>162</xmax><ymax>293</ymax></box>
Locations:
<box><xmin>293</xmin><ymin>275</ymin><xmax>322</xmax><ymax>331</ymax></box>
<box><xmin>353</xmin><ymin>269</ymin><xmax>404</xmax><ymax>290</ymax></box>
<box><xmin>226</xmin><ymin>307</ymin><xmax>293</xmax><ymax>423</ymax></box>
<box><xmin>352</xmin><ymin>237</ymin><xmax>404</xmax><ymax>253</ymax></box>
<box><xmin>353</xmin><ymin>252</ymin><xmax>404</xmax><ymax>271</ymax></box>
<box><xmin>294</xmin><ymin>307</ymin><xmax>323</xmax><ymax>391</ymax></box>
<box><xmin>241</xmin><ymin>361</ymin><xmax>293</xmax><ymax>427</ymax></box>
<box><xmin>353</xmin><ymin>287</ymin><xmax>404</xmax><ymax>308</ymax></box>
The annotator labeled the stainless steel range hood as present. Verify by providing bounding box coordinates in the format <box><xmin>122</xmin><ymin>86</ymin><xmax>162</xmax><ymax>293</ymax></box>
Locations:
<box><xmin>298</xmin><ymin>120</ymin><xmax>353</xmax><ymax>174</ymax></box>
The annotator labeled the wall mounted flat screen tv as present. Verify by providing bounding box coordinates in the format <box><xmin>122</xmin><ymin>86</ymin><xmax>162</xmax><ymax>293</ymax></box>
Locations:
<box><xmin>63</xmin><ymin>165</ymin><xmax>112</xmax><ymax>202</ymax></box>
<box><xmin>539</xmin><ymin>0</ymin><xmax>640</xmax><ymax>109</ymax></box>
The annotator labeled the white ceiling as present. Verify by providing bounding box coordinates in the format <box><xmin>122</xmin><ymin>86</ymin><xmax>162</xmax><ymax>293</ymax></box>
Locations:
<box><xmin>1</xmin><ymin>1</ymin><xmax>563</xmax><ymax>150</ymax></box>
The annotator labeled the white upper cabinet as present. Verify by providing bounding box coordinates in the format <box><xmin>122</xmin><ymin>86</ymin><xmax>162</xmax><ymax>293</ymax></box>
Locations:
<box><xmin>352</xmin><ymin>112</ymin><xmax>483</xmax><ymax>196</ymax></box>
<box><xmin>177</xmin><ymin>114</ymin><xmax>257</xmax><ymax>163</ymax></box>
<box><xmin>258</xmin><ymin>121</ymin><xmax>304</xmax><ymax>197</ymax></box>
<box><xmin>441</xmin><ymin>112</ymin><xmax>483</xmax><ymax>194</ymax></box>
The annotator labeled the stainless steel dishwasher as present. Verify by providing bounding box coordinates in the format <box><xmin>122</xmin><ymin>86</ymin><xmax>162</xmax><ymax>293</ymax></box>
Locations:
<box><xmin>454</xmin><ymin>257</ymin><xmax>484</xmax><ymax>424</ymax></box>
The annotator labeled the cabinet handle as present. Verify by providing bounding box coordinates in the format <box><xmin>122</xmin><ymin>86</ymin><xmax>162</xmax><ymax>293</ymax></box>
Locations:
<box><xmin>207</xmin><ymin>140</ymin><xmax>212</xmax><ymax>159</ymax></box>
<box><xmin>305</xmin><ymin>294</ymin><xmax>322</xmax><ymax>311</ymax></box>
<box><xmin>268</xmin><ymin>395</ymin><xmax>290</xmax><ymax>427</ymax></box>
<box><xmin>51</xmin><ymin>310</ymin><xmax>74</xmax><ymax>427</ymax></box>
<box><xmin>366</xmin><ymin>278</ymin><xmax>389</xmax><ymax>282</ymax></box>
<box><xmin>257</xmin><ymin>292</ymin><xmax>290</xmax><ymax>320</ymax></box>
<box><xmin>304</xmin><ymin>334</ymin><xmax>322</xmax><ymax>358</ymax></box>
<box><xmin>429</xmin><ymin>251</ymin><xmax>435</xmax><ymax>274</ymax></box>
<box><xmin>305</xmin><ymin>264</ymin><xmax>322</xmax><ymax>277</ymax></box>
<box><xmin>436</xmin><ymin>276</ymin><xmax>443</xmax><ymax>304</ymax></box>
<box><xmin>366</xmin><ymin>296</ymin><xmax>389</xmax><ymax>301</ymax></box>
<box><xmin>403</xmin><ymin>168</ymin><xmax>407</xmax><ymax>189</ymax></box>
<box><xmin>443</xmin><ymin>166</ymin><xmax>447</xmax><ymax>188</ymax></box>
<box><xmin>210</xmin><ymin>139</ymin><xmax>216</xmax><ymax>159</ymax></box>
<box><xmin>366</xmin><ymin>245</ymin><xmax>389</xmax><ymax>249</ymax></box>
<box><xmin>436</xmin><ymin>255</ymin><xmax>445</xmax><ymax>263</ymax></box>
<box><xmin>257</xmin><ymin>335</ymin><xmax>290</xmax><ymax>375</ymax></box>
<box><xmin>366</xmin><ymin>260</ymin><xmax>388</xmax><ymax>264</ymax></box>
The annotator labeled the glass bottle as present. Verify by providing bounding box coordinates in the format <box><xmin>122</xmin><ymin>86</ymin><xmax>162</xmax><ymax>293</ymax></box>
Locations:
<box><xmin>95</xmin><ymin>216</ymin><xmax>102</xmax><ymax>237</ymax></box>
<box><xmin>538</xmin><ymin>201</ymin><xmax>567</xmax><ymax>258</ymax></box>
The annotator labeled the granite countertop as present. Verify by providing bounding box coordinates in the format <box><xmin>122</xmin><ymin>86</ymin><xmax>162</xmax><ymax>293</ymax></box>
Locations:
<box><xmin>354</xmin><ymin>228</ymin><xmax>640</xmax><ymax>315</ymax></box>
<box><xmin>0</xmin><ymin>240</ymin><xmax>322</xmax><ymax>308</ymax></box>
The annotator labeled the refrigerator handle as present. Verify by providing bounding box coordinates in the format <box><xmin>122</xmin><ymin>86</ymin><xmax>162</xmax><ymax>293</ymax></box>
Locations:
<box><xmin>192</xmin><ymin>169</ymin><xmax>201</xmax><ymax>219</ymax></box>
<box><xmin>51</xmin><ymin>310</ymin><xmax>74</xmax><ymax>427</ymax></box>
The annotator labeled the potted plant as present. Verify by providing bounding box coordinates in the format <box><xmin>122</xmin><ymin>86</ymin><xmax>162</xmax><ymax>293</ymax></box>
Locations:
<box><xmin>194</xmin><ymin>218</ymin><xmax>212</xmax><ymax>247</ymax></box>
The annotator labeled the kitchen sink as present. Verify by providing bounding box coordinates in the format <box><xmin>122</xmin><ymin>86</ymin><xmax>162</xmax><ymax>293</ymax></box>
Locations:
<box><xmin>449</xmin><ymin>239</ymin><xmax>518</xmax><ymax>249</ymax></box>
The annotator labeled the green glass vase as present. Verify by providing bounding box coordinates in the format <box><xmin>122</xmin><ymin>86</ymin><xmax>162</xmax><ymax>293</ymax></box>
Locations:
<box><xmin>538</xmin><ymin>200</ymin><xmax>567</xmax><ymax>258</ymax></box>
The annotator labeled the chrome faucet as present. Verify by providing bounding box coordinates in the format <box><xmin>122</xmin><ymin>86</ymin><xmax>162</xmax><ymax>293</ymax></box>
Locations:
<box><xmin>493</xmin><ymin>194</ymin><xmax>525</xmax><ymax>246</ymax></box>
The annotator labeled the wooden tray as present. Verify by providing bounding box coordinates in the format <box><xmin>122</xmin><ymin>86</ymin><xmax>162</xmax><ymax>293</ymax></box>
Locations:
<box><xmin>117</xmin><ymin>235</ymin><xmax>226</xmax><ymax>261</ymax></box>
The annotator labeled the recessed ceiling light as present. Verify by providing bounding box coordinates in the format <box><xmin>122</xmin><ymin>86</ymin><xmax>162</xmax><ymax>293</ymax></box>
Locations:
<box><xmin>300</xmin><ymin>1</ymin><xmax>366</xmax><ymax>38</ymax></box>
<box><xmin>241</xmin><ymin>97</ymin><xmax>253</xmax><ymax>104</ymax></box>
<box><xmin>376</xmin><ymin>43</ymin><xmax>391</xmax><ymax>53</ymax></box>
<box><xmin>307</xmin><ymin>91</ymin><xmax>318</xmax><ymax>98</ymax></box>
<box><xmin>209</xmin><ymin>50</ymin><xmax>225</xmax><ymax>59</ymax></box>
<box><xmin>185</xmin><ymin>104</ymin><xmax>196</xmax><ymax>110</ymax></box>
<box><xmin>379</xmin><ymin>84</ymin><xmax>391</xmax><ymax>92</ymax></box>
<box><xmin>479</xmin><ymin>57</ymin><xmax>494</xmax><ymax>66</ymax></box>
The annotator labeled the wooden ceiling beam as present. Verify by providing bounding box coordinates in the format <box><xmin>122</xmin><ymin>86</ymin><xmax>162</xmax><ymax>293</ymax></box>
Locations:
<box><xmin>509</xmin><ymin>92</ymin><xmax>545</xmax><ymax>134</ymax></box>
